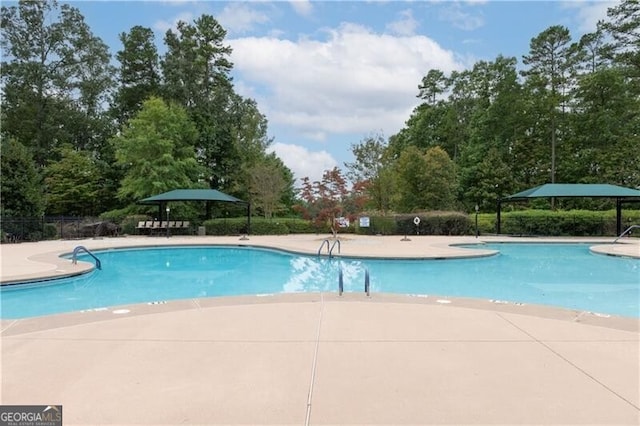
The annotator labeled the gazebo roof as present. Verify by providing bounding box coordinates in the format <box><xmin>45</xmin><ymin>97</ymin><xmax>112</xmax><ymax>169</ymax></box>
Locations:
<box><xmin>138</xmin><ymin>189</ymin><xmax>246</xmax><ymax>204</ymax></box>
<box><xmin>503</xmin><ymin>184</ymin><xmax>640</xmax><ymax>201</ymax></box>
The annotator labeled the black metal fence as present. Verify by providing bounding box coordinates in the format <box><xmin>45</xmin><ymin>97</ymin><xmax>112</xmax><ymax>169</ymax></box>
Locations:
<box><xmin>0</xmin><ymin>216</ymin><xmax>116</xmax><ymax>242</ymax></box>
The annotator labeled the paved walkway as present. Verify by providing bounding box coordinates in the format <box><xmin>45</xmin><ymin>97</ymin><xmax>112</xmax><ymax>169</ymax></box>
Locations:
<box><xmin>1</xmin><ymin>235</ymin><xmax>639</xmax><ymax>425</ymax></box>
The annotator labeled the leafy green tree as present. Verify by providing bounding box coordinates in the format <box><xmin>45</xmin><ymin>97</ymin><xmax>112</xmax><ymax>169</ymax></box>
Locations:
<box><xmin>576</xmin><ymin>30</ymin><xmax>611</xmax><ymax>74</ymax></box>
<box><xmin>113</xmin><ymin>97</ymin><xmax>205</xmax><ymax>205</ymax></box>
<box><xmin>229</xmin><ymin>96</ymin><xmax>275</xmax><ymax>199</ymax></box>
<box><xmin>422</xmin><ymin>146</ymin><xmax>458</xmax><ymax>210</ymax></box>
<box><xmin>393</xmin><ymin>146</ymin><xmax>457</xmax><ymax>212</ymax></box>
<box><xmin>162</xmin><ymin>15</ymin><xmax>232</xmax><ymax>108</ymax></box>
<box><xmin>249</xmin><ymin>158</ymin><xmax>287</xmax><ymax>219</ymax></box>
<box><xmin>457</xmin><ymin>56</ymin><xmax>523</xmax><ymax>207</ymax></box>
<box><xmin>521</xmin><ymin>25</ymin><xmax>577</xmax><ymax>184</ymax></box>
<box><xmin>393</xmin><ymin>146</ymin><xmax>429</xmax><ymax>212</ymax></box>
<box><xmin>568</xmin><ymin>67</ymin><xmax>640</xmax><ymax>187</ymax></box>
<box><xmin>600</xmin><ymin>0</ymin><xmax>640</xmax><ymax>75</ymax></box>
<box><xmin>1</xmin><ymin>0</ymin><xmax>114</xmax><ymax>166</ymax></box>
<box><xmin>247</xmin><ymin>152</ymin><xmax>294</xmax><ymax>218</ymax></box>
<box><xmin>263</xmin><ymin>152</ymin><xmax>296</xmax><ymax>212</ymax></box>
<box><xmin>112</xmin><ymin>25</ymin><xmax>161</xmax><ymax>126</ymax></box>
<box><xmin>417</xmin><ymin>69</ymin><xmax>449</xmax><ymax>105</ymax></box>
<box><xmin>44</xmin><ymin>145</ymin><xmax>101</xmax><ymax>216</ymax></box>
<box><xmin>0</xmin><ymin>138</ymin><xmax>45</xmax><ymax>217</ymax></box>
<box><xmin>345</xmin><ymin>133</ymin><xmax>394</xmax><ymax>213</ymax></box>
<box><xmin>463</xmin><ymin>147</ymin><xmax>514</xmax><ymax>211</ymax></box>
<box><xmin>161</xmin><ymin>14</ymin><xmax>248</xmax><ymax>193</ymax></box>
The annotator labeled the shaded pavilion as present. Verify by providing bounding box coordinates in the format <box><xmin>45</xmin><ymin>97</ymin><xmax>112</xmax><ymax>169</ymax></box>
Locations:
<box><xmin>497</xmin><ymin>183</ymin><xmax>640</xmax><ymax>235</ymax></box>
<box><xmin>139</xmin><ymin>189</ymin><xmax>250</xmax><ymax>233</ymax></box>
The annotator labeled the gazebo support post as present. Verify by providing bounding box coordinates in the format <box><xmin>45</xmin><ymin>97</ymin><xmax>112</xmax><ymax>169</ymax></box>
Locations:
<box><xmin>247</xmin><ymin>203</ymin><xmax>251</xmax><ymax>235</ymax></box>
<box><xmin>496</xmin><ymin>199</ymin><xmax>502</xmax><ymax>235</ymax></box>
<box><xmin>616</xmin><ymin>198</ymin><xmax>622</xmax><ymax>236</ymax></box>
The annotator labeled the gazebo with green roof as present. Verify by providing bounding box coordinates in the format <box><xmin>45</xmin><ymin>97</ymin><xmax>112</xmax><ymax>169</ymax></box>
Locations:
<box><xmin>139</xmin><ymin>189</ymin><xmax>250</xmax><ymax>233</ymax></box>
<box><xmin>497</xmin><ymin>184</ymin><xmax>640</xmax><ymax>235</ymax></box>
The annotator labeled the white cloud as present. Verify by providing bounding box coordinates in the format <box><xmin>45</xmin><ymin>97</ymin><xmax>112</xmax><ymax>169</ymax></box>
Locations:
<box><xmin>290</xmin><ymin>0</ymin><xmax>313</xmax><ymax>17</ymax></box>
<box><xmin>229</xmin><ymin>23</ymin><xmax>462</xmax><ymax>145</ymax></box>
<box><xmin>561</xmin><ymin>0</ymin><xmax>615</xmax><ymax>33</ymax></box>
<box><xmin>386</xmin><ymin>9</ymin><xmax>419</xmax><ymax>36</ymax></box>
<box><xmin>439</xmin><ymin>3</ymin><xmax>484</xmax><ymax>31</ymax></box>
<box><xmin>217</xmin><ymin>3</ymin><xmax>270</xmax><ymax>35</ymax></box>
<box><xmin>268</xmin><ymin>143</ymin><xmax>337</xmax><ymax>182</ymax></box>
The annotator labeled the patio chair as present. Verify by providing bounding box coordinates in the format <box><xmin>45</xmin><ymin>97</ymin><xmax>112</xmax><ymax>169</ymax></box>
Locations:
<box><xmin>136</xmin><ymin>221</ymin><xmax>146</xmax><ymax>235</ymax></box>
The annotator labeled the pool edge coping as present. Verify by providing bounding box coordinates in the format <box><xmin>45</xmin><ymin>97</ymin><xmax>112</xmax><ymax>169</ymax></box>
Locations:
<box><xmin>2</xmin><ymin>292</ymin><xmax>638</xmax><ymax>336</ymax></box>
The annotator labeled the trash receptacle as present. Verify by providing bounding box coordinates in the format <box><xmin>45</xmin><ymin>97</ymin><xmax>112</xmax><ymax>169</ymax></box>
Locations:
<box><xmin>197</xmin><ymin>226</ymin><xmax>206</xmax><ymax>236</ymax></box>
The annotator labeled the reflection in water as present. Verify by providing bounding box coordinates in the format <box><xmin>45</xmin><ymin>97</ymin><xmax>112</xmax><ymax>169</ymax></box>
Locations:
<box><xmin>282</xmin><ymin>257</ymin><xmax>365</xmax><ymax>293</ymax></box>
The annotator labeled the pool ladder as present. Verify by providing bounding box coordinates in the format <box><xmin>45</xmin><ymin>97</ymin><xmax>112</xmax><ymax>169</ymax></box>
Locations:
<box><xmin>318</xmin><ymin>239</ymin><xmax>340</xmax><ymax>258</ymax></box>
<box><xmin>72</xmin><ymin>245</ymin><xmax>102</xmax><ymax>270</ymax></box>
<box><xmin>338</xmin><ymin>266</ymin><xmax>370</xmax><ymax>297</ymax></box>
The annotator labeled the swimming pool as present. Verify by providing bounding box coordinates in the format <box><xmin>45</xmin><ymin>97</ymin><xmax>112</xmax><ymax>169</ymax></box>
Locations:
<box><xmin>1</xmin><ymin>243</ymin><xmax>638</xmax><ymax>318</ymax></box>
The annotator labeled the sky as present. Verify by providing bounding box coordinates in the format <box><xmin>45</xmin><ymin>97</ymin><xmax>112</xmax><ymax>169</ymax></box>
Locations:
<box><xmin>61</xmin><ymin>0</ymin><xmax>616</xmax><ymax>183</ymax></box>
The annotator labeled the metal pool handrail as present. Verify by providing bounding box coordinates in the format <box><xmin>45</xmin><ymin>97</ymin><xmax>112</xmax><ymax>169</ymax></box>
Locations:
<box><xmin>72</xmin><ymin>246</ymin><xmax>102</xmax><ymax>270</ymax></box>
<box><xmin>614</xmin><ymin>225</ymin><xmax>640</xmax><ymax>243</ymax></box>
<box><xmin>318</xmin><ymin>239</ymin><xmax>330</xmax><ymax>256</ymax></box>
<box><xmin>329</xmin><ymin>239</ymin><xmax>341</xmax><ymax>257</ymax></box>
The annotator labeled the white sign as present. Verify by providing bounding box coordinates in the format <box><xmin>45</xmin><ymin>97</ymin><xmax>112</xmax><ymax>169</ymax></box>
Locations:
<box><xmin>413</xmin><ymin>216</ymin><xmax>421</xmax><ymax>226</ymax></box>
<box><xmin>359</xmin><ymin>216</ymin><xmax>370</xmax><ymax>228</ymax></box>
<box><xmin>336</xmin><ymin>217</ymin><xmax>350</xmax><ymax>228</ymax></box>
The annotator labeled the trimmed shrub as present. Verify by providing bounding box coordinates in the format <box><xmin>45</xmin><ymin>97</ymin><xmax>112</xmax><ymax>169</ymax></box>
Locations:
<box><xmin>250</xmin><ymin>221</ymin><xmax>289</xmax><ymax>235</ymax></box>
<box><xmin>204</xmin><ymin>218</ymin><xmax>246</xmax><ymax>235</ymax></box>
<box><xmin>395</xmin><ymin>212</ymin><xmax>472</xmax><ymax>236</ymax></box>
<box><xmin>274</xmin><ymin>218</ymin><xmax>317</xmax><ymax>233</ymax></box>
<box><xmin>204</xmin><ymin>217</ymin><xmax>338</xmax><ymax>235</ymax></box>
<box><xmin>356</xmin><ymin>216</ymin><xmax>397</xmax><ymax>235</ymax></box>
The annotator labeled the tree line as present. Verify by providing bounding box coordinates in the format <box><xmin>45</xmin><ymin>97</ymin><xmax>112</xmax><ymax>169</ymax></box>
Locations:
<box><xmin>2</xmin><ymin>0</ymin><xmax>639</xmax><ymax>227</ymax></box>
<box><xmin>334</xmin><ymin>0</ymin><xmax>639</xmax><ymax>218</ymax></box>
<box><xmin>1</xmin><ymin>0</ymin><xmax>294</xmax><ymax>221</ymax></box>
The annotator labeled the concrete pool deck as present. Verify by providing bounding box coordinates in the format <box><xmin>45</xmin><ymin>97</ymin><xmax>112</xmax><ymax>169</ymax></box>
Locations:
<box><xmin>1</xmin><ymin>234</ymin><xmax>639</xmax><ymax>425</ymax></box>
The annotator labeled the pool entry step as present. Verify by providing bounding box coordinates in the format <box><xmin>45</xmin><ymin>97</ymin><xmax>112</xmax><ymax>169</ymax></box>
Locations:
<box><xmin>338</xmin><ymin>266</ymin><xmax>370</xmax><ymax>296</ymax></box>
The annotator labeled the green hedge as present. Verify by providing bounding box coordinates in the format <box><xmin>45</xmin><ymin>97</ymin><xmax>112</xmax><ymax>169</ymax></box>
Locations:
<box><xmin>204</xmin><ymin>218</ymin><xmax>246</xmax><ymax>235</ymax></box>
<box><xmin>477</xmin><ymin>209</ymin><xmax>640</xmax><ymax>236</ymax></box>
<box><xmin>355</xmin><ymin>216</ymin><xmax>396</xmax><ymax>235</ymax></box>
<box><xmin>250</xmin><ymin>221</ymin><xmax>289</xmax><ymax>235</ymax></box>
<box><xmin>395</xmin><ymin>212</ymin><xmax>472</xmax><ymax>236</ymax></box>
<box><xmin>202</xmin><ymin>210</ymin><xmax>640</xmax><ymax>237</ymax></box>
<box><xmin>203</xmin><ymin>217</ymin><xmax>333</xmax><ymax>236</ymax></box>
<box><xmin>356</xmin><ymin>212</ymin><xmax>472</xmax><ymax>236</ymax></box>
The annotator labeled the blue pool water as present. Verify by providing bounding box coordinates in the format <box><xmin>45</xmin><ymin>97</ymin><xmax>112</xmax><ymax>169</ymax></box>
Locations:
<box><xmin>1</xmin><ymin>244</ymin><xmax>638</xmax><ymax>318</ymax></box>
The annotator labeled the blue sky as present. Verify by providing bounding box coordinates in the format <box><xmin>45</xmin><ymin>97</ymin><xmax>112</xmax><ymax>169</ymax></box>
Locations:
<box><xmin>62</xmin><ymin>0</ymin><xmax>615</xmax><ymax>182</ymax></box>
